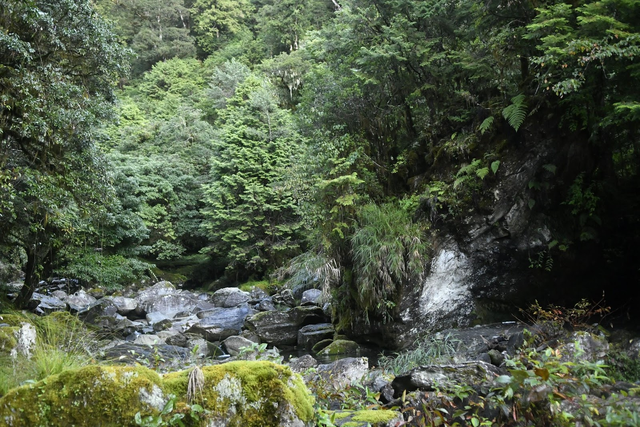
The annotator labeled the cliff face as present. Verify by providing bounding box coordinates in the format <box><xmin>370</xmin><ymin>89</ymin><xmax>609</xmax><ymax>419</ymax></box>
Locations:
<box><xmin>347</xmin><ymin>126</ymin><xmax>640</xmax><ymax>349</ymax></box>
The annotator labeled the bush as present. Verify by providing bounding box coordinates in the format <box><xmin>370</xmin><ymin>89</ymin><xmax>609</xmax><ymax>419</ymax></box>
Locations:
<box><xmin>56</xmin><ymin>250</ymin><xmax>153</xmax><ymax>289</ymax></box>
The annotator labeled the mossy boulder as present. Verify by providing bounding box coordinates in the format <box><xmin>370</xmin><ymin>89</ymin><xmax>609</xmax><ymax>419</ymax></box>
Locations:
<box><xmin>0</xmin><ymin>361</ymin><xmax>315</xmax><ymax>427</ymax></box>
<box><xmin>0</xmin><ymin>365</ymin><xmax>165</xmax><ymax>426</ymax></box>
<box><xmin>164</xmin><ymin>361</ymin><xmax>315</xmax><ymax>426</ymax></box>
<box><xmin>317</xmin><ymin>339</ymin><xmax>361</xmax><ymax>356</ymax></box>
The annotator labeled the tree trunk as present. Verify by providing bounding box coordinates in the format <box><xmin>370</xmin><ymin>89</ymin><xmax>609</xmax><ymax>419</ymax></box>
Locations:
<box><xmin>15</xmin><ymin>247</ymin><xmax>40</xmax><ymax>309</ymax></box>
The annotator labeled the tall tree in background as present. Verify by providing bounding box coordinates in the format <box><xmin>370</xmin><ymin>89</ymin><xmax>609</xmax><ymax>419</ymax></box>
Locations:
<box><xmin>0</xmin><ymin>0</ymin><xmax>128</xmax><ymax>306</ymax></box>
<box><xmin>96</xmin><ymin>0</ymin><xmax>196</xmax><ymax>75</ymax></box>
<box><xmin>202</xmin><ymin>74</ymin><xmax>303</xmax><ymax>280</ymax></box>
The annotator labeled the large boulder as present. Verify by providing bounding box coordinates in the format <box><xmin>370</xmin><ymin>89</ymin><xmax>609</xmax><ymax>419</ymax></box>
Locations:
<box><xmin>245</xmin><ymin>311</ymin><xmax>299</xmax><ymax>346</ymax></box>
<box><xmin>65</xmin><ymin>290</ymin><xmax>97</xmax><ymax>313</ymax></box>
<box><xmin>186</xmin><ymin>305</ymin><xmax>254</xmax><ymax>341</ymax></box>
<box><xmin>0</xmin><ymin>365</ymin><xmax>167</xmax><ymax>426</ymax></box>
<box><xmin>211</xmin><ymin>287</ymin><xmax>251</xmax><ymax>308</ymax></box>
<box><xmin>139</xmin><ymin>292</ymin><xmax>200</xmax><ymax>319</ymax></box>
<box><xmin>31</xmin><ymin>292</ymin><xmax>67</xmax><ymax>314</ymax></box>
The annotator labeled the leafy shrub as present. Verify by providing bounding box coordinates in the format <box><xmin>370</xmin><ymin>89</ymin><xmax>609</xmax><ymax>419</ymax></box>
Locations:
<box><xmin>56</xmin><ymin>250</ymin><xmax>153</xmax><ymax>289</ymax></box>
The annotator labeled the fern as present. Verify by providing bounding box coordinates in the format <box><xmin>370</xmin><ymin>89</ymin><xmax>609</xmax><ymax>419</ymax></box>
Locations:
<box><xmin>502</xmin><ymin>94</ymin><xmax>528</xmax><ymax>132</ymax></box>
<box><xmin>478</xmin><ymin>116</ymin><xmax>494</xmax><ymax>134</ymax></box>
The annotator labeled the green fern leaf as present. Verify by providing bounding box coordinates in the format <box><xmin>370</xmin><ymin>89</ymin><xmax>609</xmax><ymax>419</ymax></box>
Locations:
<box><xmin>502</xmin><ymin>94</ymin><xmax>528</xmax><ymax>132</ymax></box>
<box><xmin>476</xmin><ymin>167</ymin><xmax>489</xmax><ymax>180</ymax></box>
<box><xmin>479</xmin><ymin>116</ymin><xmax>494</xmax><ymax>134</ymax></box>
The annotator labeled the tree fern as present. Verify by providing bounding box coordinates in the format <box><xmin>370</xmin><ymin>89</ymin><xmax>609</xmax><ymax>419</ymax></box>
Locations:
<box><xmin>478</xmin><ymin>116</ymin><xmax>494</xmax><ymax>135</ymax></box>
<box><xmin>502</xmin><ymin>94</ymin><xmax>528</xmax><ymax>132</ymax></box>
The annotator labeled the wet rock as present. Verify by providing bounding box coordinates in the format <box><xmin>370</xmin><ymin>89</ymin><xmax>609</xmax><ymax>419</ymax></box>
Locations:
<box><xmin>79</xmin><ymin>299</ymin><xmax>119</xmax><ymax>326</ymax></box>
<box><xmin>298</xmin><ymin>323</ymin><xmax>334</xmax><ymax>351</ymax></box>
<box><xmin>139</xmin><ymin>293</ymin><xmax>200</xmax><ymax>319</ymax></box>
<box><xmin>31</xmin><ymin>292</ymin><xmax>67</xmax><ymax>314</ymax></box>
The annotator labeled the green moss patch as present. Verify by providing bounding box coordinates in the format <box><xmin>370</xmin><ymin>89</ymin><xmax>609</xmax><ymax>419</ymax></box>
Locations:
<box><xmin>330</xmin><ymin>409</ymin><xmax>402</xmax><ymax>426</ymax></box>
<box><xmin>165</xmin><ymin>361</ymin><xmax>314</xmax><ymax>426</ymax></box>
<box><xmin>0</xmin><ymin>365</ymin><xmax>165</xmax><ymax>426</ymax></box>
<box><xmin>0</xmin><ymin>361</ymin><xmax>314</xmax><ymax>426</ymax></box>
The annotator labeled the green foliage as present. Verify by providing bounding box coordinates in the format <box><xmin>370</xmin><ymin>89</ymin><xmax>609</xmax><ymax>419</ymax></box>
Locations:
<box><xmin>502</xmin><ymin>94</ymin><xmax>528</xmax><ymax>132</ymax></box>
<box><xmin>350</xmin><ymin>203</ymin><xmax>429</xmax><ymax>322</ymax></box>
<box><xmin>0</xmin><ymin>0</ymin><xmax>129</xmax><ymax>306</ymax></box>
<box><xmin>95</xmin><ymin>0</ymin><xmax>196</xmax><ymax>75</ymax></box>
<box><xmin>201</xmin><ymin>75</ymin><xmax>303</xmax><ymax>279</ymax></box>
<box><xmin>0</xmin><ymin>312</ymin><xmax>96</xmax><ymax>396</ymax></box>
<box><xmin>56</xmin><ymin>250</ymin><xmax>153</xmax><ymax>289</ymax></box>
<box><xmin>378</xmin><ymin>333</ymin><xmax>460</xmax><ymax>375</ymax></box>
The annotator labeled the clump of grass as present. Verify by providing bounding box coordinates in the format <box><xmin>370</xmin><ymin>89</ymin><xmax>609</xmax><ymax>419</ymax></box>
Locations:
<box><xmin>0</xmin><ymin>311</ymin><xmax>97</xmax><ymax>396</ymax></box>
<box><xmin>378</xmin><ymin>333</ymin><xmax>460</xmax><ymax>375</ymax></box>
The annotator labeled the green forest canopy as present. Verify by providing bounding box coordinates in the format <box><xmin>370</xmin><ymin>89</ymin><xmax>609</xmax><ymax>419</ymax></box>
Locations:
<box><xmin>1</xmin><ymin>0</ymin><xmax>639</xmax><ymax>318</ymax></box>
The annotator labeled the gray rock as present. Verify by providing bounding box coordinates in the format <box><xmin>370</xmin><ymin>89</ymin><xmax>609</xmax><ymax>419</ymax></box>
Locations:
<box><xmin>316</xmin><ymin>357</ymin><xmax>369</xmax><ymax>389</ymax></box>
<box><xmin>255</xmin><ymin>298</ymin><xmax>276</xmax><ymax>312</ymax></box>
<box><xmin>301</xmin><ymin>289</ymin><xmax>322</xmax><ymax>306</ymax></box>
<box><xmin>146</xmin><ymin>311</ymin><xmax>171</xmax><ymax>325</ymax></box>
<box><xmin>31</xmin><ymin>292</ymin><xmax>67</xmax><ymax>313</ymax></box>
<box><xmin>51</xmin><ymin>290</ymin><xmax>68</xmax><ymax>300</ymax></box>
<box><xmin>134</xmin><ymin>334</ymin><xmax>163</xmax><ymax>346</ymax></box>
<box><xmin>561</xmin><ymin>331</ymin><xmax>609</xmax><ymax>362</ymax></box>
<box><xmin>211</xmin><ymin>287</ymin><xmax>250</xmax><ymax>308</ymax></box>
<box><xmin>165</xmin><ymin>332</ymin><xmax>188</xmax><ymax>347</ymax></box>
<box><xmin>187</xmin><ymin>305</ymin><xmax>254</xmax><ymax>341</ymax></box>
<box><xmin>298</xmin><ymin>323</ymin><xmax>334</xmax><ymax>350</ymax></box>
<box><xmin>391</xmin><ymin>361</ymin><xmax>501</xmax><ymax>396</ymax></box>
<box><xmin>223</xmin><ymin>335</ymin><xmax>256</xmax><ymax>356</ymax></box>
<box><xmin>106</xmin><ymin>296</ymin><xmax>138</xmax><ymax>316</ymax></box>
<box><xmin>288</xmin><ymin>354</ymin><xmax>319</xmax><ymax>373</ymax></box>
<box><xmin>140</xmin><ymin>293</ymin><xmax>200</xmax><ymax>318</ymax></box>
<box><xmin>244</xmin><ymin>311</ymin><xmax>298</xmax><ymax>346</ymax></box>
<box><xmin>65</xmin><ymin>290</ymin><xmax>97</xmax><ymax>313</ymax></box>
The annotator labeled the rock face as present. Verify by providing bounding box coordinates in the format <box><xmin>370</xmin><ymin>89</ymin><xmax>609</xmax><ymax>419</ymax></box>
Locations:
<box><xmin>0</xmin><ymin>361</ymin><xmax>315</xmax><ymax>427</ymax></box>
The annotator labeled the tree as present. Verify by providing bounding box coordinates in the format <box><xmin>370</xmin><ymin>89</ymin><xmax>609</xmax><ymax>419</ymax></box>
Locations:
<box><xmin>0</xmin><ymin>0</ymin><xmax>128</xmax><ymax>306</ymax></box>
<box><xmin>95</xmin><ymin>0</ymin><xmax>196</xmax><ymax>75</ymax></box>
<box><xmin>201</xmin><ymin>74</ymin><xmax>303</xmax><ymax>279</ymax></box>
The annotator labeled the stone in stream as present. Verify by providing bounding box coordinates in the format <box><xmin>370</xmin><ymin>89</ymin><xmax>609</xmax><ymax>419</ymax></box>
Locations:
<box><xmin>211</xmin><ymin>287</ymin><xmax>251</xmax><ymax>308</ymax></box>
<box><xmin>244</xmin><ymin>310</ymin><xmax>299</xmax><ymax>346</ymax></box>
<box><xmin>186</xmin><ymin>305</ymin><xmax>254</xmax><ymax>341</ymax></box>
<box><xmin>297</xmin><ymin>323</ymin><xmax>334</xmax><ymax>350</ymax></box>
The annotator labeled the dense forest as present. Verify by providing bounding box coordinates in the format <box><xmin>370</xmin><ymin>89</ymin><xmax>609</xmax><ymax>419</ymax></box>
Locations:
<box><xmin>2</xmin><ymin>0</ymin><xmax>640</xmax><ymax>327</ymax></box>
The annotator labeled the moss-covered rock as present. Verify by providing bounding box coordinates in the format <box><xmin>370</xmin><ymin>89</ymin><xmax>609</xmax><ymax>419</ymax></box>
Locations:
<box><xmin>164</xmin><ymin>361</ymin><xmax>315</xmax><ymax>426</ymax></box>
<box><xmin>330</xmin><ymin>409</ymin><xmax>403</xmax><ymax>426</ymax></box>
<box><xmin>0</xmin><ymin>365</ymin><xmax>165</xmax><ymax>426</ymax></box>
<box><xmin>317</xmin><ymin>339</ymin><xmax>361</xmax><ymax>356</ymax></box>
<box><xmin>0</xmin><ymin>361</ymin><xmax>315</xmax><ymax>427</ymax></box>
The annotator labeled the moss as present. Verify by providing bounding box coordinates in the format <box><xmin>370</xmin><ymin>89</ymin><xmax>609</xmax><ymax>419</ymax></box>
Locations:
<box><xmin>318</xmin><ymin>339</ymin><xmax>361</xmax><ymax>356</ymax></box>
<box><xmin>330</xmin><ymin>409</ymin><xmax>402</xmax><ymax>426</ymax></box>
<box><xmin>0</xmin><ymin>312</ymin><xmax>34</xmax><ymax>327</ymax></box>
<box><xmin>0</xmin><ymin>326</ymin><xmax>18</xmax><ymax>354</ymax></box>
<box><xmin>312</xmin><ymin>338</ymin><xmax>333</xmax><ymax>353</ymax></box>
<box><xmin>165</xmin><ymin>361</ymin><xmax>314</xmax><ymax>427</ymax></box>
<box><xmin>0</xmin><ymin>365</ymin><xmax>165</xmax><ymax>426</ymax></box>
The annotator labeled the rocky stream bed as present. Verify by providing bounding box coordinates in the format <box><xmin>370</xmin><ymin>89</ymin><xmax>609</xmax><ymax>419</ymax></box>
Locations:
<box><xmin>1</xmin><ymin>279</ymin><xmax>640</xmax><ymax>426</ymax></box>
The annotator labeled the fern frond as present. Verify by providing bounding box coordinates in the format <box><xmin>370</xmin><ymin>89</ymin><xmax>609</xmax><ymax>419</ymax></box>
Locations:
<box><xmin>478</xmin><ymin>116</ymin><xmax>494</xmax><ymax>134</ymax></box>
<box><xmin>502</xmin><ymin>94</ymin><xmax>528</xmax><ymax>132</ymax></box>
